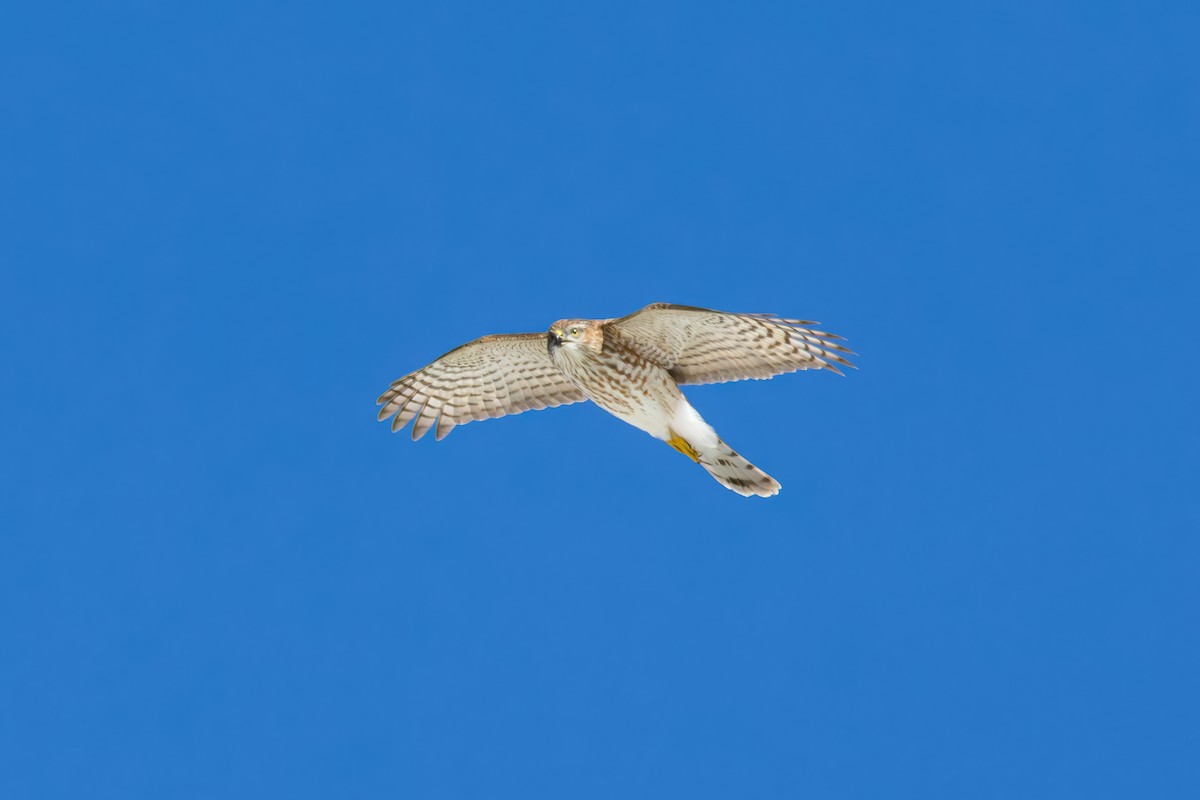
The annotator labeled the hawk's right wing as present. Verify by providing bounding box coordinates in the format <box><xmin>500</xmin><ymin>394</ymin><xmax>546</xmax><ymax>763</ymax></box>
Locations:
<box><xmin>606</xmin><ymin>303</ymin><xmax>855</xmax><ymax>385</ymax></box>
<box><xmin>376</xmin><ymin>333</ymin><xmax>587</xmax><ymax>441</ymax></box>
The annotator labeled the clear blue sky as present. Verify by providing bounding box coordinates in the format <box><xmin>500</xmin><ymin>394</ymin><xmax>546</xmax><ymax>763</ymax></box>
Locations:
<box><xmin>2</xmin><ymin>2</ymin><xmax>1197</xmax><ymax>798</ymax></box>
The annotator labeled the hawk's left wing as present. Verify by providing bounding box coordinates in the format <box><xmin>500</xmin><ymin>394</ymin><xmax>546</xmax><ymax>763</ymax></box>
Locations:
<box><xmin>605</xmin><ymin>303</ymin><xmax>855</xmax><ymax>385</ymax></box>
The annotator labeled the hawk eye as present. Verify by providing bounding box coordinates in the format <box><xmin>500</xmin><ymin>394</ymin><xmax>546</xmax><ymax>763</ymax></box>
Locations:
<box><xmin>569</xmin><ymin>327</ymin><xmax>579</xmax><ymax>337</ymax></box>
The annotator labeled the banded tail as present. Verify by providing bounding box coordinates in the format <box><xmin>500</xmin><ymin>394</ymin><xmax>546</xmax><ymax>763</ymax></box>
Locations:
<box><xmin>667</xmin><ymin>399</ymin><xmax>782</xmax><ymax>497</ymax></box>
<box><xmin>700</xmin><ymin>438</ymin><xmax>780</xmax><ymax>497</ymax></box>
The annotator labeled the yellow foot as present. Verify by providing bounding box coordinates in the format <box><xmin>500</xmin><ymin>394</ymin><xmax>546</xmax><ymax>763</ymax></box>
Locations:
<box><xmin>667</xmin><ymin>431</ymin><xmax>701</xmax><ymax>463</ymax></box>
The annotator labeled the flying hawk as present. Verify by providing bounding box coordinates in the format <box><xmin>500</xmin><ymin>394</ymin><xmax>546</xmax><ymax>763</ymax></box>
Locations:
<box><xmin>377</xmin><ymin>303</ymin><xmax>854</xmax><ymax>496</ymax></box>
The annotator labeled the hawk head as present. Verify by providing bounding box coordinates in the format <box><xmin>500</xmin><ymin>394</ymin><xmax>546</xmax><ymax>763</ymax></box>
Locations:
<box><xmin>548</xmin><ymin>319</ymin><xmax>603</xmax><ymax>357</ymax></box>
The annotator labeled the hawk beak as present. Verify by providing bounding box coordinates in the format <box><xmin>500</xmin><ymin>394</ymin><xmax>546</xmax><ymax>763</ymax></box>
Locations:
<box><xmin>548</xmin><ymin>329</ymin><xmax>563</xmax><ymax>355</ymax></box>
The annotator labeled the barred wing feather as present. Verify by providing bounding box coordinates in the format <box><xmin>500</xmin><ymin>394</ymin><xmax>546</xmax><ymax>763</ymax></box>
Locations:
<box><xmin>606</xmin><ymin>303</ymin><xmax>855</xmax><ymax>385</ymax></box>
<box><xmin>376</xmin><ymin>333</ymin><xmax>586</xmax><ymax>441</ymax></box>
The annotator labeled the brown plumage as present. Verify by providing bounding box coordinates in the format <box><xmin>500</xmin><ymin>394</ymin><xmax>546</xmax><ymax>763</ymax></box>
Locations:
<box><xmin>376</xmin><ymin>303</ymin><xmax>854</xmax><ymax>496</ymax></box>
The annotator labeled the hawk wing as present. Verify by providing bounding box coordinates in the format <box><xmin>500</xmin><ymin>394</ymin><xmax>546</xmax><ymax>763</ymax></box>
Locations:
<box><xmin>376</xmin><ymin>333</ymin><xmax>587</xmax><ymax>441</ymax></box>
<box><xmin>605</xmin><ymin>303</ymin><xmax>855</xmax><ymax>385</ymax></box>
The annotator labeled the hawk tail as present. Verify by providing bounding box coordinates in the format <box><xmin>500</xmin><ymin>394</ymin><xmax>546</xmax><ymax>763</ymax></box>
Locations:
<box><xmin>667</xmin><ymin>399</ymin><xmax>780</xmax><ymax>497</ymax></box>
<box><xmin>698</xmin><ymin>438</ymin><xmax>781</xmax><ymax>498</ymax></box>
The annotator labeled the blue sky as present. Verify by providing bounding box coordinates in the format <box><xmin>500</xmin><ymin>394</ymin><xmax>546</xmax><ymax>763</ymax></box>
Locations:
<box><xmin>2</xmin><ymin>1</ymin><xmax>1197</xmax><ymax>797</ymax></box>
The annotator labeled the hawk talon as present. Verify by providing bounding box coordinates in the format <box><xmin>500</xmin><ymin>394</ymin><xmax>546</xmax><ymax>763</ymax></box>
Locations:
<box><xmin>667</xmin><ymin>432</ymin><xmax>701</xmax><ymax>463</ymax></box>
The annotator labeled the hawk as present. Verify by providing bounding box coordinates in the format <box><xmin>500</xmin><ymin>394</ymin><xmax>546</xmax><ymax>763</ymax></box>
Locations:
<box><xmin>376</xmin><ymin>303</ymin><xmax>854</xmax><ymax>497</ymax></box>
